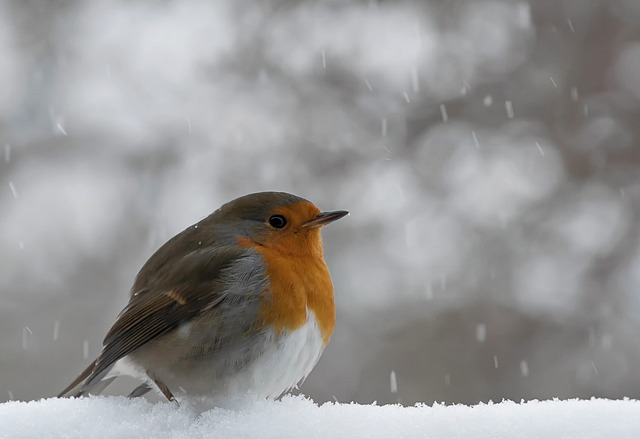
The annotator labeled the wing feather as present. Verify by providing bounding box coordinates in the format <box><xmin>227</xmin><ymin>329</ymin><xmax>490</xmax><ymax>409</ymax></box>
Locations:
<box><xmin>83</xmin><ymin>246</ymin><xmax>250</xmax><ymax>388</ymax></box>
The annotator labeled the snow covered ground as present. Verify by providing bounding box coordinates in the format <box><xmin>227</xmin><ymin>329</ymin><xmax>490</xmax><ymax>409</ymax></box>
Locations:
<box><xmin>1</xmin><ymin>396</ymin><xmax>638</xmax><ymax>439</ymax></box>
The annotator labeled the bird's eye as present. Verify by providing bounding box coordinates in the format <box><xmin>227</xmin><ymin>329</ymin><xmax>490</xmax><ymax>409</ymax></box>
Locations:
<box><xmin>268</xmin><ymin>215</ymin><xmax>287</xmax><ymax>229</ymax></box>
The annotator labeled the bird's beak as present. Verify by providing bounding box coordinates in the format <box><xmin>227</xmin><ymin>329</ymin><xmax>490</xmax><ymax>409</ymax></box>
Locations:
<box><xmin>302</xmin><ymin>210</ymin><xmax>349</xmax><ymax>228</ymax></box>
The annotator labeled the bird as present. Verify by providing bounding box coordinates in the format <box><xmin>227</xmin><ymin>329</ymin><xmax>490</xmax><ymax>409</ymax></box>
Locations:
<box><xmin>58</xmin><ymin>191</ymin><xmax>348</xmax><ymax>403</ymax></box>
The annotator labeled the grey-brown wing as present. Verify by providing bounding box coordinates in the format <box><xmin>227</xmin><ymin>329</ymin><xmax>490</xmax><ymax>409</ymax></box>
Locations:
<box><xmin>82</xmin><ymin>246</ymin><xmax>257</xmax><ymax>389</ymax></box>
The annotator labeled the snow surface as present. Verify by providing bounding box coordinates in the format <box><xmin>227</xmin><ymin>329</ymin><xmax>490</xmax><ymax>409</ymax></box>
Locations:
<box><xmin>1</xmin><ymin>396</ymin><xmax>638</xmax><ymax>439</ymax></box>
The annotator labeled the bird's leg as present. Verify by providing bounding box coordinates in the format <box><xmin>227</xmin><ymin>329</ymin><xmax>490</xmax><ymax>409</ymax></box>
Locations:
<box><xmin>150</xmin><ymin>375</ymin><xmax>177</xmax><ymax>403</ymax></box>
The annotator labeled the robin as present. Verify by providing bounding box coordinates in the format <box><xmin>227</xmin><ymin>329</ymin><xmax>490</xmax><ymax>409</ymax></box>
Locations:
<box><xmin>58</xmin><ymin>191</ymin><xmax>348</xmax><ymax>403</ymax></box>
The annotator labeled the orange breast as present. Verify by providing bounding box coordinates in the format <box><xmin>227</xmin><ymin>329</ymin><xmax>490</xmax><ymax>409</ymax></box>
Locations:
<box><xmin>238</xmin><ymin>237</ymin><xmax>335</xmax><ymax>345</ymax></box>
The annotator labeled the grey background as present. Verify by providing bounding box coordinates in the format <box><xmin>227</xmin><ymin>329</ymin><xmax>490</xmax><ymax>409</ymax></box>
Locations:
<box><xmin>2</xmin><ymin>0</ymin><xmax>640</xmax><ymax>406</ymax></box>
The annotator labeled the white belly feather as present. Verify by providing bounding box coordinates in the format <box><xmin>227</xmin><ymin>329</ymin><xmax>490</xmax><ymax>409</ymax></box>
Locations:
<box><xmin>107</xmin><ymin>309</ymin><xmax>326</xmax><ymax>403</ymax></box>
<box><xmin>229</xmin><ymin>309</ymin><xmax>326</xmax><ymax>400</ymax></box>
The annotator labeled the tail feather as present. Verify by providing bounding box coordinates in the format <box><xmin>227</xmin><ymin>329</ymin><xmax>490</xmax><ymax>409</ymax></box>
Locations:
<box><xmin>58</xmin><ymin>358</ymin><xmax>118</xmax><ymax>398</ymax></box>
<box><xmin>58</xmin><ymin>359</ymin><xmax>98</xmax><ymax>397</ymax></box>
<box><xmin>74</xmin><ymin>376</ymin><xmax>117</xmax><ymax>397</ymax></box>
<box><xmin>127</xmin><ymin>382</ymin><xmax>152</xmax><ymax>398</ymax></box>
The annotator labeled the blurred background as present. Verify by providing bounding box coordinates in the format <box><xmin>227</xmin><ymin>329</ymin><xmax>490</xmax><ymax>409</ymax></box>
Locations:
<box><xmin>2</xmin><ymin>0</ymin><xmax>640</xmax><ymax>406</ymax></box>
